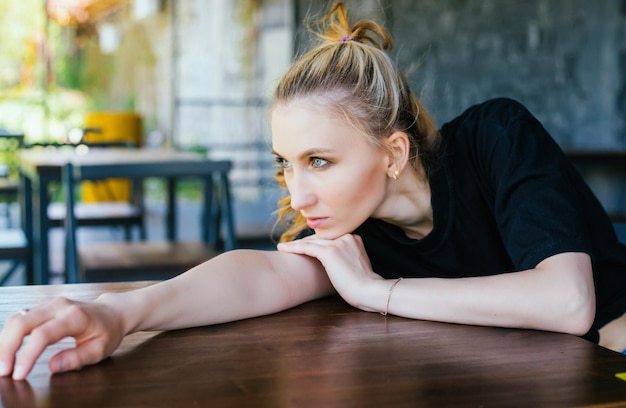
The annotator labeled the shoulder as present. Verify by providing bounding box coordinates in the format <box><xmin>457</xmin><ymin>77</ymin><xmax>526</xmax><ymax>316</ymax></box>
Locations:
<box><xmin>438</xmin><ymin>98</ymin><xmax>558</xmax><ymax>162</ymax></box>
<box><xmin>440</xmin><ymin>97</ymin><xmax>540</xmax><ymax>138</ymax></box>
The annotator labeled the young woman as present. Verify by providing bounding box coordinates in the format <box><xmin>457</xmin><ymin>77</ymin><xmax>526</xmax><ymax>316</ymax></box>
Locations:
<box><xmin>1</xmin><ymin>2</ymin><xmax>625</xmax><ymax>381</ymax></box>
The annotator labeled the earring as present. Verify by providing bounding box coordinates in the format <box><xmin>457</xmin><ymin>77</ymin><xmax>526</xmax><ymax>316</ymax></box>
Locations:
<box><xmin>392</xmin><ymin>169</ymin><xmax>399</xmax><ymax>181</ymax></box>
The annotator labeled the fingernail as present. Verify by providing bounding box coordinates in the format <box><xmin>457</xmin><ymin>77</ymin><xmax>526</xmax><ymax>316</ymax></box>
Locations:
<box><xmin>50</xmin><ymin>358</ymin><xmax>65</xmax><ymax>373</ymax></box>
<box><xmin>12</xmin><ymin>364</ymin><xmax>26</xmax><ymax>380</ymax></box>
<box><xmin>0</xmin><ymin>361</ymin><xmax>8</xmax><ymax>376</ymax></box>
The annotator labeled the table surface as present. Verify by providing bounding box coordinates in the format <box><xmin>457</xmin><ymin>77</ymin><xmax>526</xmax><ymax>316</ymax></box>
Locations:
<box><xmin>1</xmin><ymin>282</ymin><xmax>626</xmax><ymax>407</ymax></box>
<box><xmin>19</xmin><ymin>147</ymin><xmax>204</xmax><ymax>177</ymax></box>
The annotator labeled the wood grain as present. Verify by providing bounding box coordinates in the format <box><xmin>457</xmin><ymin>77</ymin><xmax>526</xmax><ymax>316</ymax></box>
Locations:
<box><xmin>1</xmin><ymin>282</ymin><xmax>626</xmax><ymax>407</ymax></box>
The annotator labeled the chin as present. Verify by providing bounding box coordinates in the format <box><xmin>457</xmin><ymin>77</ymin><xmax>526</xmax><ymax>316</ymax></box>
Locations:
<box><xmin>313</xmin><ymin>228</ymin><xmax>351</xmax><ymax>240</ymax></box>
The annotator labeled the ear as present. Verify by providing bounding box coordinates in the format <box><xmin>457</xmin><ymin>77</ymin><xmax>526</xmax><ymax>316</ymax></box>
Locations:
<box><xmin>384</xmin><ymin>131</ymin><xmax>410</xmax><ymax>178</ymax></box>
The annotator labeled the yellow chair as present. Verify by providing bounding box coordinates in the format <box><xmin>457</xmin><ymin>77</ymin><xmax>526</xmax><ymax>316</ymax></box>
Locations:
<box><xmin>82</xmin><ymin>112</ymin><xmax>143</xmax><ymax>203</ymax></box>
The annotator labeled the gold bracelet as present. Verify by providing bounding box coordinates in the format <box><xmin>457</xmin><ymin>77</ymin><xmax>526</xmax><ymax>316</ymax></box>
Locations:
<box><xmin>381</xmin><ymin>277</ymin><xmax>403</xmax><ymax>316</ymax></box>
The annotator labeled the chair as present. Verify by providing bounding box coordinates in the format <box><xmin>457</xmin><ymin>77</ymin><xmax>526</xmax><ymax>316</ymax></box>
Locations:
<box><xmin>0</xmin><ymin>228</ymin><xmax>29</xmax><ymax>285</ymax></box>
<box><xmin>63</xmin><ymin>159</ymin><xmax>237</xmax><ymax>283</ymax></box>
<box><xmin>0</xmin><ymin>132</ymin><xmax>24</xmax><ymax>228</ymax></box>
<box><xmin>0</xmin><ymin>131</ymin><xmax>29</xmax><ymax>284</ymax></box>
<box><xmin>26</xmin><ymin>141</ymin><xmax>146</xmax><ymax>240</ymax></box>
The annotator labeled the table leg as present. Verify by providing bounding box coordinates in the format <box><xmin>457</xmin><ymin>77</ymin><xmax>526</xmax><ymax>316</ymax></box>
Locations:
<box><xmin>32</xmin><ymin>177</ymin><xmax>51</xmax><ymax>285</ymax></box>
<box><xmin>201</xmin><ymin>176</ymin><xmax>212</xmax><ymax>245</ymax></box>
<box><xmin>220</xmin><ymin>173</ymin><xmax>236</xmax><ymax>251</ymax></box>
<box><xmin>19</xmin><ymin>173</ymin><xmax>34</xmax><ymax>284</ymax></box>
<box><xmin>206</xmin><ymin>176</ymin><xmax>219</xmax><ymax>247</ymax></box>
<box><xmin>166</xmin><ymin>178</ymin><xmax>176</xmax><ymax>241</ymax></box>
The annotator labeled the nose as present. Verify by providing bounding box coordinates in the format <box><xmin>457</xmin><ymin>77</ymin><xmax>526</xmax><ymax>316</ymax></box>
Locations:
<box><xmin>287</xmin><ymin>171</ymin><xmax>317</xmax><ymax>211</ymax></box>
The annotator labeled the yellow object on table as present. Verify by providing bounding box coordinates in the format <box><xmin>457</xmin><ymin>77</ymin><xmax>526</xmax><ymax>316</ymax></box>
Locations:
<box><xmin>82</xmin><ymin>112</ymin><xmax>142</xmax><ymax>203</ymax></box>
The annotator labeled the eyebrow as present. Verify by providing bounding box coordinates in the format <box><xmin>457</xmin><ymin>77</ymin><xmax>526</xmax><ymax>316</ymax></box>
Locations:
<box><xmin>272</xmin><ymin>148</ymin><xmax>335</xmax><ymax>161</ymax></box>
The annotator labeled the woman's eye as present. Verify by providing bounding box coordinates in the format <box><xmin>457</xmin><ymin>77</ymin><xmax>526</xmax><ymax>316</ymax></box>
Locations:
<box><xmin>311</xmin><ymin>157</ymin><xmax>328</xmax><ymax>168</ymax></box>
<box><xmin>275</xmin><ymin>157</ymin><xmax>292</xmax><ymax>169</ymax></box>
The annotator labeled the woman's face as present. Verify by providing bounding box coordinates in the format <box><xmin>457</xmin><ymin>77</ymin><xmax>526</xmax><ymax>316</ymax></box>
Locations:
<box><xmin>271</xmin><ymin>100</ymin><xmax>391</xmax><ymax>239</ymax></box>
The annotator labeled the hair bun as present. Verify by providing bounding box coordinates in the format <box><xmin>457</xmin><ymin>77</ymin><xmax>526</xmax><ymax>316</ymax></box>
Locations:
<box><xmin>314</xmin><ymin>2</ymin><xmax>392</xmax><ymax>50</ymax></box>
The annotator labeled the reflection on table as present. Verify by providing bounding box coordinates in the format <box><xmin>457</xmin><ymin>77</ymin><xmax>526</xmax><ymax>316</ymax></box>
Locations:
<box><xmin>1</xmin><ymin>281</ymin><xmax>626</xmax><ymax>407</ymax></box>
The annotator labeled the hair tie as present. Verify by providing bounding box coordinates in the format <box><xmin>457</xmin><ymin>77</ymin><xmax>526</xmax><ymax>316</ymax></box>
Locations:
<box><xmin>341</xmin><ymin>35</ymin><xmax>361</xmax><ymax>44</ymax></box>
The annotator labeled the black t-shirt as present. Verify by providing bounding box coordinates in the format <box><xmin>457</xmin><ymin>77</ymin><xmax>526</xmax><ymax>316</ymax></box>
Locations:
<box><xmin>348</xmin><ymin>98</ymin><xmax>626</xmax><ymax>342</ymax></box>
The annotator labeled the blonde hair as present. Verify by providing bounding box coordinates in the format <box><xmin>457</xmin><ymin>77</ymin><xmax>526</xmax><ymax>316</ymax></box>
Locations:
<box><xmin>273</xmin><ymin>2</ymin><xmax>440</xmax><ymax>242</ymax></box>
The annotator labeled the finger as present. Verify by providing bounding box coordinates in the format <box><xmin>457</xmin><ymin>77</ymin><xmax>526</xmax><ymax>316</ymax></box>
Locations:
<box><xmin>277</xmin><ymin>237</ymin><xmax>337</xmax><ymax>248</ymax></box>
<box><xmin>278</xmin><ymin>241</ymin><xmax>347</xmax><ymax>269</ymax></box>
<box><xmin>10</xmin><ymin>326</ymin><xmax>64</xmax><ymax>380</ymax></box>
<box><xmin>49</xmin><ymin>338</ymin><xmax>108</xmax><ymax>374</ymax></box>
<box><xmin>12</xmin><ymin>311</ymin><xmax>88</xmax><ymax>380</ymax></box>
<box><xmin>277</xmin><ymin>240</ymin><xmax>327</xmax><ymax>257</ymax></box>
<box><xmin>299</xmin><ymin>233</ymin><xmax>322</xmax><ymax>241</ymax></box>
<box><xmin>280</xmin><ymin>233</ymin><xmax>358</xmax><ymax>247</ymax></box>
<box><xmin>0</xmin><ymin>309</ymin><xmax>46</xmax><ymax>377</ymax></box>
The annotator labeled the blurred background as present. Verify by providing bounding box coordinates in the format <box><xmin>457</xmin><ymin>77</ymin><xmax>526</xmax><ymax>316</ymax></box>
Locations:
<box><xmin>0</xmin><ymin>0</ymin><xmax>624</xmax><ymax>260</ymax></box>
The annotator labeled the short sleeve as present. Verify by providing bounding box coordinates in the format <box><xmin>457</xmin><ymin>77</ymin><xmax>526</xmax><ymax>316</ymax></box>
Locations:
<box><xmin>472</xmin><ymin>99</ymin><xmax>592</xmax><ymax>270</ymax></box>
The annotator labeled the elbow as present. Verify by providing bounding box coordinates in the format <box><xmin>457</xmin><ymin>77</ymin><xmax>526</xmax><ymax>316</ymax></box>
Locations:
<box><xmin>536</xmin><ymin>252</ymin><xmax>596</xmax><ymax>336</ymax></box>
<box><xmin>566</xmin><ymin>302</ymin><xmax>595</xmax><ymax>336</ymax></box>
<box><xmin>561</xmin><ymin>284</ymin><xmax>596</xmax><ymax>336</ymax></box>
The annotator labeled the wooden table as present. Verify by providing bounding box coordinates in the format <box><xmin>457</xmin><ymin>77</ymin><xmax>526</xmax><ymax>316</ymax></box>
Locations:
<box><xmin>1</xmin><ymin>281</ymin><xmax>626</xmax><ymax>407</ymax></box>
<box><xmin>18</xmin><ymin>147</ymin><xmax>206</xmax><ymax>285</ymax></box>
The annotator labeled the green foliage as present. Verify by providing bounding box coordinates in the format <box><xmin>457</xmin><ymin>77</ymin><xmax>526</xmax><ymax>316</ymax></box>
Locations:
<box><xmin>0</xmin><ymin>0</ymin><xmax>45</xmax><ymax>89</ymax></box>
<box><xmin>0</xmin><ymin>87</ymin><xmax>91</xmax><ymax>142</ymax></box>
<box><xmin>0</xmin><ymin>1</ymin><xmax>95</xmax><ymax>142</ymax></box>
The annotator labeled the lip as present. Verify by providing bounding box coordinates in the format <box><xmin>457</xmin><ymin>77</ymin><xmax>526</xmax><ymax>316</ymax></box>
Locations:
<box><xmin>306</xmin><ymin>217</ymin><xmax>327</xmax><ymax>229</ymax></box>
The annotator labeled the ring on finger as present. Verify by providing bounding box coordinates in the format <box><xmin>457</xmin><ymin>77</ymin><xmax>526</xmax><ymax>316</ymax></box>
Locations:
<box><xmin>18</xmin><ymin>308</ymin><xmax>30</xmax><ymax>316</ymax></box>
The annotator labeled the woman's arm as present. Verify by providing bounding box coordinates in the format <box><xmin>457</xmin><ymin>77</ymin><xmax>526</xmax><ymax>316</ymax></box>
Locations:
<box><xmin>105</xmin><ymin>249</ymin><xmax>333</xmax><ymax>333</ymax></box>
<box><xmin>370</xmin><ymin>252</ymin><xmax>595</xmax><ymax>335</ymax></box>
<box><xmin>0</xmin><ymin>249</ymin><xmax>333</xmax><ymax>380</ymax></box>
<box><xmin>278</xmin><ymin>236</ymin><xmax>596</xmax><ymax>336</ymax></box>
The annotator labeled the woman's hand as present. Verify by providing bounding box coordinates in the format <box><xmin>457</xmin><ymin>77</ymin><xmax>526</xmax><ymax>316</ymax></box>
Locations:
<box><xmin>0</xmin><ymin>296</ymin><xmax>125</xmax><ymax>380</ymax></box>
<box><xmin>277</xmin><ymin>234</ymin><xmax>386</xmax><ymax>311</ymax></box>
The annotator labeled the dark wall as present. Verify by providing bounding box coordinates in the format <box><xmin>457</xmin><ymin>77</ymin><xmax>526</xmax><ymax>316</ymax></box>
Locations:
<box><xmin>296</xmin><ymin>0</ymin><xmax>626</xmax><ymax>149</ymax></box>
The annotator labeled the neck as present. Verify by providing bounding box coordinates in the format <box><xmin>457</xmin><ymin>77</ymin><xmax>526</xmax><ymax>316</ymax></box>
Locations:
<box><xmin>375</xmin><ymin>164</ymin><xmax>433</xmax><ymax>239</ymax></box>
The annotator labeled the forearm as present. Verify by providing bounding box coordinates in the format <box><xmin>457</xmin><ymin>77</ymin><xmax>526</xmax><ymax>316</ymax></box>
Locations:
<box><xmin>360</xmin><ymin>253</ymin><xmax>595</xmax><ymax>335</ymax></box>
<box><xmin>96</xmin><ymin>249</ymin><xmax>333</xmax><ymax>335</ymax></box>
